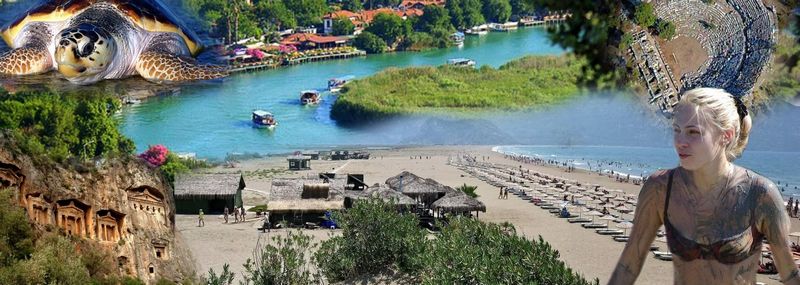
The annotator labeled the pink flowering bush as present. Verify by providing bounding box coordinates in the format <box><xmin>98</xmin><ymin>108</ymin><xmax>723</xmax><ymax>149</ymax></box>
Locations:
<box><xmin>139</xmin><ymin>144</ymin><xmax>169</xmax><ymax>167</ymax></box>
<box><xmin>279</xmin><ymin>44</ymin><xmax>297</xmax><ymax>54</ymax></box>
<box><xmin>247</xmin><ymin>48</ymin><xmax>266</xmax><ymax>60</ymax></box>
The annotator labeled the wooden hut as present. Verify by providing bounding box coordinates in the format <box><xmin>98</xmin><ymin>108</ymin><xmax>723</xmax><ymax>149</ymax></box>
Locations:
<box><xmin>267</xmin><ymin>178</ymin><xmax>346</xmax><ymax>226</ymax></box>
<box><xmin>287</xmin><ymin>155</ymin><xmax>311</xmax><ymax>170</ymax></box>
<box><xmin>385</xmin><ymin>171</ymin><xmax>455</xmax><ymax>206</ymax></box>
<box><xmin>431</xmin><ymin>192</ymin><xmax>486</xmax><ymax>217</ymax></box>
<box><xmin>174</xmin><ymin>173</ymin><xmax>245</xmax><ymax>214</ymax></box>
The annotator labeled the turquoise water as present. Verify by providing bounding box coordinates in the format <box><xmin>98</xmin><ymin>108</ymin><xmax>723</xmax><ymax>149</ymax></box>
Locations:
<box><xmin>493</xmin><ymin>96</ymin><xmax>800</xmax><ymax>195</ymax></box>
<box><xmin>119</xmin><ymin>27</ymin><xmax>565</xmax><ymax>157</ymax></box>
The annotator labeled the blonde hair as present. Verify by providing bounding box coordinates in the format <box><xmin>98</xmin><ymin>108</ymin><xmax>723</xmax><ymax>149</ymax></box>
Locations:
<box><xmin>676</xmin><ymin>88</ymin><xmax>752</xmax><ymax>161</ymax></box>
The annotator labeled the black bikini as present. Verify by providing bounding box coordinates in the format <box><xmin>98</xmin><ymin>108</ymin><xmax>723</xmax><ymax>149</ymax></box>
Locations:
<box><xmin>664</xmin><ymin>169</ymin><xmax>763</xmax><ymax>264</ymax></box>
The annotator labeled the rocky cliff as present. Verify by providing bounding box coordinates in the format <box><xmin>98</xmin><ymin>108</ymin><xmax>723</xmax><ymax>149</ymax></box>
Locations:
<box><xmin>0</xmin><ymin>146</ymin><xmax>195</xmax><ymax>284</ymax></box>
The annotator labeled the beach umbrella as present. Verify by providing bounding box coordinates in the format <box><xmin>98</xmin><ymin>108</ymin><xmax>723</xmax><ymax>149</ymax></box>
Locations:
<box><xmin>586</xmin><ymin>210</ymin><xmax>604</xmax><ymax>223</ymax></box>
<box><xmin>616</xmin><ymin>205</ymin><xmax>633</xmax><ymax>213</ymax></box>
<box><xmin>599</xmin><ymin>215</ymin><xmax>616</xmax><ymax>227</ymax></box>
<box><xmin>617</xmin><ymin>221</ymin><xmax>634</xmax><ymax>235</ymax></box>
<box><xmin>614</xmin><ymin>197</ymin><xmax>626</xmax><ymax>202</ymax></box>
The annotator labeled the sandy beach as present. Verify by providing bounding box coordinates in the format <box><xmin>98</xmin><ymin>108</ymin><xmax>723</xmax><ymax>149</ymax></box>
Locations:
<box><xmin>177</xmin><ymin>145</ymin><xmax>791</xmax><ymax>284</ymax></box>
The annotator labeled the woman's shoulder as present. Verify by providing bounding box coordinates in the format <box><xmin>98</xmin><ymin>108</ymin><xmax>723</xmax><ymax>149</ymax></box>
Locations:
<box><xmin>638</xmin><ymin>168</ymin><xmax>674</xmax><ymax>197</ymax></box>
<box><xmin>734</xmin><ymin>165</ymin><xmax>781</xmax><ymax>200</ymax></box>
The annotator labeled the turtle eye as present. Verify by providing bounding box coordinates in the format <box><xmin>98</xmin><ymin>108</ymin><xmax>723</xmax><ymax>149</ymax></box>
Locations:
<box><xmin>79</xmin><ymin>42</ymin><xmax>95</xmax><ymax>57</ymax></box>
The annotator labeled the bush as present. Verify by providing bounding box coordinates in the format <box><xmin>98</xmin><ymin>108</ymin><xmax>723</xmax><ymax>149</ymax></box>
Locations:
<box><xmin>0</xmin><ymin>189</ymin><xmax>34</xmax><ymax>266</ymax></box>
<box><xmin>420</xmin><ymin>217</ymin><xmax>598</xmax><ymax>284</ymax></box>
<box><xmin>206</xmin><ymin>264</ymin><xmax>234</xmax><ymax>285</ymax></box>
<box><xmin>332</xmin><ymin>16</ymin><xmax>355</xmax><ymax>36</ymax></box>
<box><xmin>354</xmin><ymin>32</ymin><xmax>387</xmax><ymax>54</ymax></box>
<box><xmin>656</xmin><ymin>19</ymin><xmax>676</xmax><ymax>40</ymax></box>
<box><xmin>456</xmin><ymin>183</ymin><xmax>479</xmax><ymax>198</ymax></box>
<box><xmin>634</xmin><ymin>2</ymin><xmax>656</xmax><ymax>28</ymax></box>
<box><xmin>160</xmin><ymin>152</ymin><xmax>210</xmax><ymax>186</ymax></box>
<box><xmin>314</xmin><ymin>199</ymin><xmax>426</xmax><ymax>282</ymax></box>
<box><xmin>139</xmin><ymin>145</ymin><xmax>169</xmax><ymax>167</ymax></box>
<box><xmin>0</xmin><ymin>89</ymin><xmax>133</xmax><ymax>163</ymax></box>
<box><xmin>241</xmin><ymin>230</ymin><xmax>319</xmax><ymax>284</ymax></box>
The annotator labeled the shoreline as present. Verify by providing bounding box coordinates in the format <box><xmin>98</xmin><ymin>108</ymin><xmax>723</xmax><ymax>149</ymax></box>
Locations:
<box><xmin>177</xmin><ymin>145</ymin><xmax>793</xmax><ymax>284</ymax></box>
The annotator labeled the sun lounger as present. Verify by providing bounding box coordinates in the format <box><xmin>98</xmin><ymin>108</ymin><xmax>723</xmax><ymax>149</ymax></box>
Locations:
<box><xmin>613</xmin><ymin>236</ymin><xmax>630</xmax><ymax>242</ymax></box>
<box><xmin>596</xmin><ymin>229</ymin><xmax>624</xmax><ymax>235</ymax></box>
<box><xmin>548</xmin><ymin>209</ymin><xmax>561</xmax><ymax>214</ymax></box>
<box><xmin>653</xmin><ymin>251</ymin><xmax>673</xmax><ymax>261</ymax></box>
<box><xmin>567</xmin><ymin>217</ymin><xmax>592</xmax><ymax>223</ymax></box>
<box><xmin>650</xmin><ymin>245</ymin><xmax>659</xmax><ymax>251</ymax></box>
<box><xmin>541</xmin><ymin>205</ymin><xmax>559</xmax><ymax>210</ymax></box>
<box><xmin>581</xmin><ymin>223</ymin><xmax>608</xmax><ymax>229</ymax></box>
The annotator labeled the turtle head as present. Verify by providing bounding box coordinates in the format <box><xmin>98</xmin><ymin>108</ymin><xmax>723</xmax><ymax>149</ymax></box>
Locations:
<box><xmin>54</xmin><ymin>24</ymin><xmax>116</xmax><ymax>81</ymax></box>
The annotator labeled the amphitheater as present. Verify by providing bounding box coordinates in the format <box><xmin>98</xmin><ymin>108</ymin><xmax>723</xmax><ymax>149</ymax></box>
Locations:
<box><xmin>654</xmin><ymin>0</ymin><xmax>776</xmax><ymax>97</ymax></box>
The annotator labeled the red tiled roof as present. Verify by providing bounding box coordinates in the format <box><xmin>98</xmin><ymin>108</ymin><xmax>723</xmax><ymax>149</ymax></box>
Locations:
<box><xmin>324</xmin><ymin>10</ymin><xmax>360</xmax><ymax>19</ymax></box>
<box><xmin>400</xmin><ymin>0</ymin><xmax>445</xmax><ymax>7</ymax></box>
<box><xmin>280</xmin><ymin>33</ymin><xmax>349</xmax><ymax>45</ymax></box>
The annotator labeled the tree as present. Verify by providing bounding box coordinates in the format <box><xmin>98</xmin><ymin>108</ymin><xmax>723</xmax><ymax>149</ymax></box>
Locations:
<box><xmin>416</xmin><ymin>6</ymin><xmax>452</xmax><ymax>33</ymax></box>
<box><xmin>456</xmin><ymin>183</ymin><xmax>479</xmax><ymax>198</ymax></box>
<box><xmin>656</xmin><ymin>19</ymin><xmax>676</xmax><ymax>40</ymax></box>
<box><xmin>482</xmin><ymin>0</ymin><xmax>511</xmax><ymax>23</ymax></box>
<box><xmin>139</xmin><ymin>145</ymin><xmax>169</xmax><ymax>167</ymax></box>
<box><xmin>445</xmin><ymin>0</ymin><xmax>465</xmax><ymax>29</ymax></box>
<box><xmin>634</xmin><ymin>2</ymin><xmax>656</xmax><ymax>28</ymax></box>
<box><xmin>509</xmin><ymin>0</ymin><xmax>533</xmax><ymax>18</ymax></box>
<box><xmin>526</xmin><ymin>0</ymin><xmax>624</xmax><ymax>87</ymax></box>
<box><xmin>284</xmin><ymin>0</ymin><xmax>329</xmax><ymax>27</ymax></box>
<box><xmin>354</xmin><ymin>31</ymin><xmax>387</xmax><ymax>53</ymax></box>
<box><xmin>342</xmin><ymin>0</ymin><xmax>363</xmax><ymax>12</ymax></box>
<box><xmin>365</xmin><ymin>12</ymin><xmax>408</xmax><ymax>46</ymax></box>
<box><xmin>461</xmin><ymin>0</ymin><xmax>484</xmax><ymax>28</ymax></box>
<box><xmin>332</xmin><ymin>17</ymin><xmax>356</xmax><ymax>36</ymax></box>
<box><xmin>255</xmin><ymin>0</ymin><xmax>297</xmax><ymax>31</ymax></box>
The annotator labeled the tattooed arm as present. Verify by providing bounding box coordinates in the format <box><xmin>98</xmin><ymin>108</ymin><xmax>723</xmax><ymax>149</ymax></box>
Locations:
<box><xmin>608</xmin><ymin>170</ymin><xmax>667</xmax><ymax>285</ymax></box>
<box><xmin>756</xmin><ymin>177</ymin><xmax>800</xmax><ymax>285</ymax></box>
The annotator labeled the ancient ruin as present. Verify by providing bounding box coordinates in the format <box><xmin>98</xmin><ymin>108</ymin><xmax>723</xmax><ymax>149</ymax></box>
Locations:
<box><xmin>56</xmin><ymin>199</ymin><xmax>92</xmax><ymax>238</ymax></box>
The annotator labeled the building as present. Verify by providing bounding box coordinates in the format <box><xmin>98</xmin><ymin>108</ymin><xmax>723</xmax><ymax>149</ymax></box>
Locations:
<box><xmin>267</xmin><ymin>178</ymin><xmax>346</xmax><ymax>225</ymax></box>
<box><xmin>287</xmin><ymin>155</ymin><xmax>312</xmax><ymax>170</ymax></box>
<box><xmin>279</xmin><ymin>33</ymin><xmax>350</xmax><ymax>50</ymax></box>
<box><xmin>322</xmin><ymin>8</ymin><xmax>424</xmax><ymax>35</ymax></box>
<box><xmin>173</xmin><ymin>173</ymin><xmax>245</xmax><ymax>214</ymax></box>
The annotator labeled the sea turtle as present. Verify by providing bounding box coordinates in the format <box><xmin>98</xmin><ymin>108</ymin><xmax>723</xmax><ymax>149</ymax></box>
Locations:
<box><xmin>0</xmin><ymin>0</ymin><xmax>227</xmax><ymax>84</ymax></box>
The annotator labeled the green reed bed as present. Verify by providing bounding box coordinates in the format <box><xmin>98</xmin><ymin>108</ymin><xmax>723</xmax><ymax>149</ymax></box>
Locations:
<box><xmin>331</xmin><ymin>55</ymin><xmax>587</xmax><ymax>125</ymax></box>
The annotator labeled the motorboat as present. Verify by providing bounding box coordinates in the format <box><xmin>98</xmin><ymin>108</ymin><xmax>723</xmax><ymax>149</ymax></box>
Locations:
<box><xmin>300</xmin><ymin>90</ymin><xmax>321</xmax><ymax>105</ymax></box>
<box><xmin>252</xmin><ymin>110</ymin><xmax>277</xmax><ymax>128</ymax></box>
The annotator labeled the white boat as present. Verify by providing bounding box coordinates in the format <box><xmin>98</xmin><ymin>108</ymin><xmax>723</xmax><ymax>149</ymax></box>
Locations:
<box><xmin>450</xmin><ymin>32</ymin><xmax>465</xmax><ymax>44</ymax></box>
<box><xmin>300</xmin><ymin>90</ymin><xmax>321</xmax><ymax>105</ymax></box>
<box><xmin>252</xmin><ymin>110</ymin><xmax>277</xmax><ymax>129</ymax></box>
<box><xmin>465</xmin><ymin>24</ymin><xmax>489</xmax><ymax>35</ymax></box>
<box><xmin>447</xmin><ymin>58</ymin><xmax>476</xmax><ymax>68</ymax></box>
<box><xmin>328</xmin><ymin>75</ymin><xmax>354</xmax><ymax>93</ymax></box>
<box><xmin>490</xmin><ymin>22</ymin><xmax>518</xmax><ymax>32</ymax></box>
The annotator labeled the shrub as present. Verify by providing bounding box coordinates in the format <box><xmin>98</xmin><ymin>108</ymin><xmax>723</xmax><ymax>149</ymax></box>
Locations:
<box><xmin>456</xmin><ymin>183</ymin><xmax>479</xmax><ymax>198</ymax></box>
<box><xmin>0</xmin><ymin>89</ymin><xmax>133</xmax><ymax>163</ymax></box>
<box><xmin>420</xmin><ymin>217</ymin><xmax>598</xmax><ymax>285</ymax></box>
<box><xmin>0</xmin><ymin>189</ymin><xmax>34</xmax><ymax>270</ymax></box>
<box><xmin>241</xmin><ymin>230</ymin><xmax>319</xmax><ymax>285</ymax></box>
<box><xmin>139</xmin><ymin>145</ymin><xmax>169</xmax><ymax>167</ymax></box>
<box><xmin>354</xmin><ymin>31</ymin><xmax>387</xmax><ymax>54</ymax></box>
<box><xmin>206</xmin><ymin>264</ymin><xmax>234</xmax><ymax>285</ymax></box>
<box><xmin>314</xmin><ymin>199</ymin><xmax>426</xmax><ymax>282</ymax></box>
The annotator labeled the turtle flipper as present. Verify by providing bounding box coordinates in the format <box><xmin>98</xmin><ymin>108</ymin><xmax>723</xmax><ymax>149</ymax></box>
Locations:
<box><xmin>0</xmin><ymin>47</ymin><xmax>52</xmax><ymax>75</ymax></box>
<box><xmin>135</xmin><ymin>51</ymin><xmax>227</xmax><ymax>83</ymax></box>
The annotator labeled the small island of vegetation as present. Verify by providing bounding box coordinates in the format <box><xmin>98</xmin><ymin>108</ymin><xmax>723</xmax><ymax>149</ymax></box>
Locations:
<box><xmin>331</xmin><ymin>54</ymin><xmax>587</xmax><ymax>125</ymax></box>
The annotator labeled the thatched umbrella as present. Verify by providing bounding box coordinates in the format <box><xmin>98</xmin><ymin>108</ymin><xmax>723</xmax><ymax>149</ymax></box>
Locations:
<box><xmin>431</xmin><ymin>192</ymin><xmax>486</xmax><ymax>216</ymax></box>
<box><xmin>385</xmin><ymin>171</ymin><xmax>455</xmax><ymax>205</ymax></box>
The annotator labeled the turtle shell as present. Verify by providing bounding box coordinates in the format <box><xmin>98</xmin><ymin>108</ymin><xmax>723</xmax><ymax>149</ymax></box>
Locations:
<box><xmin>2</xmin><ymin>0</ymin><xmax>202</xmax><ymax>55</ymax></box>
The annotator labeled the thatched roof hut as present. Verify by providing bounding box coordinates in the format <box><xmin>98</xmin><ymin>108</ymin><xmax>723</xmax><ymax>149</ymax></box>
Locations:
<box><xmin>174</xmin><ymin>173</ymin><xmax>245</xmax><ymax>214</ymax></box>
<box><xmin>431</xmin><ymin>192</ymin><xmax>486</xmax><ymax>213</ymax></box>
<box><xmin>344</xmin><ymin>183</ymin><xmax>417</xmax><ymax>208</ymax></box>
<box><xmin>267</xmin><ymin>178</ymin><xmax>346</xmax><ymax>215</ymax></box>
<box><xmin>385</xmin><ymin>171</ymin><xmax>455</xmax><ymax>205</ymax></box>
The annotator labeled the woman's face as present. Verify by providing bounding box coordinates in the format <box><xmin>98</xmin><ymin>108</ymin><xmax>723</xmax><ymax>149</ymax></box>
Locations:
<box><xmin>672</xmin><ymin>104</ymin><xmax>725</xmax><ymax>171</ymax></box>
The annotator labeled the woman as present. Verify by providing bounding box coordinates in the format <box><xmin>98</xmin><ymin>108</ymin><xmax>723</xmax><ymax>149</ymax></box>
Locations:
<box><xmin>608</xmin><ymin>88</ymin><xmax>799</xmax><ymax>284</ymax></box>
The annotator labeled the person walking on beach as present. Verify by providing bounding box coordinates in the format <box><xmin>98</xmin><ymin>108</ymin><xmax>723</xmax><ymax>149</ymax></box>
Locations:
<box><xmin>499</xmin><ymin>186</ymin><xmax>504</xmax><ymax>199</ymax></box>
<box><xmin>609</xmin><ymin>88</ymin><xmax>800</xmax><ymax>284</ymax></box>
<box><xmin>240</xmin><ymin>206</ymin><xmax>246</xmax><ymax>222</ymax></box>
<box><xmin>224</xmin><ymin>207</ymin><xmax>229</xmax><ymax>223</ymax></box>
<box><xmin>198</xmin><ymin>209</ymin><xmax>205</xmax><ymax>227</ymax></box>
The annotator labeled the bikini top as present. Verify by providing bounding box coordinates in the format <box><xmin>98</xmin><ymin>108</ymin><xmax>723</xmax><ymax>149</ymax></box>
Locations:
<box><xmin>664</xmin><ymin>169</ymin><xmax>763</xmax><ymax>264</ymax></box>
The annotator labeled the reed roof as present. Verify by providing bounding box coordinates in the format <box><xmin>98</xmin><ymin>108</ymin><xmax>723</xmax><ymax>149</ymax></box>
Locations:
<box><xmin>174</xmin><ymin>173</ymin><xmax>244</xmax><ymax>200</ymax></box>
<box><xmin>431</xmin><ymin>192</ymin><xmax>486</xmax><ymax>212</ymax></box>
